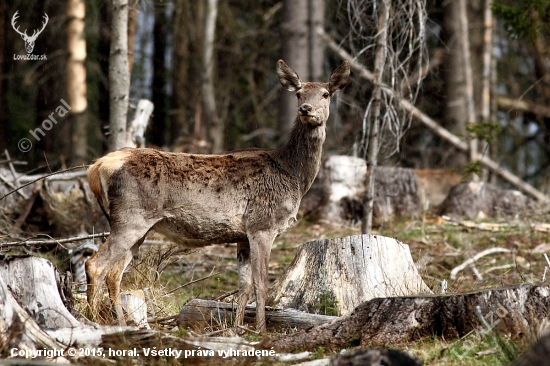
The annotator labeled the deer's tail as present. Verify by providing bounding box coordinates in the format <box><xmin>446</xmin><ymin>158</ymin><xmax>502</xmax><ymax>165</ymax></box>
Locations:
<box><xmin>87</xmin><ymin>149</ymin><xmax>132</xmax><ymax>221</ymax></box>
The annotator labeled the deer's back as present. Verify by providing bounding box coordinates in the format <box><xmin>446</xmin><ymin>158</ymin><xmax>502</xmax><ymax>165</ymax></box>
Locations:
<box><xmin>96</xmin><ymin>148</ymin><xmax>302</xmax><ymax>246</ymax></box>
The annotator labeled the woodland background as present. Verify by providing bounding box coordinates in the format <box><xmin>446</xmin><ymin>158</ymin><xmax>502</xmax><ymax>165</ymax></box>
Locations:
<box><xmin>0</xmin><ymin>0</ymin><xmax>549</xmax><ymax>193</ymax></box>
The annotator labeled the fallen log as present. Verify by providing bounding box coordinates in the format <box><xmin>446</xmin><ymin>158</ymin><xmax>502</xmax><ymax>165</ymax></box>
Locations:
<box><xmin>263</xmin><ymin>284</ymin><xmax>550</xmax><ymax>352</ymax></box>
<box><xmin>0</xmin><ymin>256</ymin><xmax>80</xmax><ymax>329</ymax></box>
<box><xmin>178</xmin><ymin>298</ymin><xmax>337</xmax><ymax>331</ymax></box>
<box><xmin>268</xmin><ymin>235</ymin><xmax>431</xmax><ymax>316</ymax></box>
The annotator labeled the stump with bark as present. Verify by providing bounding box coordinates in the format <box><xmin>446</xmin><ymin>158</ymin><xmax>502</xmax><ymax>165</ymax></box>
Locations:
<box><xmin>439</xmin><ymin>181</ymin><xmax>537</xmax><ymax>219</ymax></box>
<box><xmin>267</xmin><ymin>235</ymin><xmax>431</xmax><ymax>316</ymax></box>
<box><xmin>263</xmin><ymin>283</ymin><xmax>550</xmax><ymax>352</ymax></box>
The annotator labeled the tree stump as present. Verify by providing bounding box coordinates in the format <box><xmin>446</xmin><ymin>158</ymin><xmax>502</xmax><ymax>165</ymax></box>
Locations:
<box><xmin>439</xmin><ymin>181</ymin><xmax>536</xmax><ymax>219</ymax></box>
<box><xmin>0</xmin><ymin>256</ymin><xmax>80</xmax><ymax>329</ymax></box>
<box><xmin>263</xmin><ymin>284</ymin><xmax>550</xmax><ymax>353</ymax></box>
<box><xmin>0</xmin><ymin>274</ymin><xmax>63</xmax><ymax>353</ymax></box>
<box><xmin>267</xmin><ymin>235</ymin><xmax>431</xmax><ymax>316</ymax></box>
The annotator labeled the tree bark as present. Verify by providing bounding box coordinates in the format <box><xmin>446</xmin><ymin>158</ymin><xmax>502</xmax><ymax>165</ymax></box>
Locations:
<box><xmin>202</xmin><ymin>0</ymin><xmax>223</xmax><ymax>153</ymax></box>
<box><xmin>0</xmin><ymin>0</ymin><xmax>5</xmax><ymax>153</ymax></box>
<box><xmin>67</xmin><ymin>0</ymin><xmax>88</xmax><ymax>165</ymax></box>
<box><xmin>268</xmin><ymin>235</ymin><xmax>431</xmax><ymax>315</ymax></box>
<box><xmin>362</xmin><ymin>0</ymin><xmax>390</xmax><ymax>234</ymax></box>
<box><xmin>108</xmin><ymin>0</ymin><xmax>130</xmax><ymax>152</ymax></box>
<box><xmin>171</xmin><ymin>0</ymin><xmax>191</xmax><ymax>141</ymax></box>
<box><xmin>151</xmin><ymin>2</ymin><xmax>167</xmax><ymax>147</ymax></box>
<box><xmin>442</xmin><ymin>0</ymin><xmax>468</xmax><ymax>167</ymax></box>
<box><xmin>263</xmin><ymin>284</ymin><xmax>550</xmax><ymax>352</ymax></box>
<box><xmin>279</xmin><ymin>0</ymin><xmax>308</xmax><ymax>136</ymax></box>
<box><xmin>459</xmin><ymin>0</ymin><xmax>478</xmax><ymax>167</ymax></box>
<box><xmin>308</xmin><ymin>0</ymin><xmax>324</xmax><ymax>81</ymax></box>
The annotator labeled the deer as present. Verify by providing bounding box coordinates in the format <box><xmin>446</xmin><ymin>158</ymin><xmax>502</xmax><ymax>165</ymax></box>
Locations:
<box><xmin>11</xmin><ymin>10</ymin><xmax>49</xmax><ymax>54</ymax></box>
<box><xmin>85</xmin><ymin>59</ymin><xmax>350</xmax><ymax>332</ymax></box>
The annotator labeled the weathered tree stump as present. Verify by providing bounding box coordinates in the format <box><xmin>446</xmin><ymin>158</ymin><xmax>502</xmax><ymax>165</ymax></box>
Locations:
<box><xmin>263</xmin><ymin>284</ymin><xmax>550</xmax><ymax>352</ymax></box>
<box><xmin>0</xmin><ymin>256</ymin><xmax>80</xmax><ymax>328</ymax></box>
<box><xmin>267</xmin><ymin>235</ymin><xmax>431</xmax><ymax>316</ymax></box>
<box><xmin>439</xmin><ymin>181</ymin><xmax>536</xmax><ymax>219</ymax></box>
<box><xmin>300</xmin><ymin>156</ymin><xmax>462</xmax><ymax>223</ymax></box>
<box><xmin>0</xmin><ymin>274</ymin><xmax>64</xmax><ymax>353</ymax></box>
<box><xmin>120</xmin><ymin>290</ymin><xmax>150</xmax><ymax>329</ymax></box>
<box><xmin>178</xmin><ymin>298</ymin><xmax>337</xmax><ymax>331</ymax></box>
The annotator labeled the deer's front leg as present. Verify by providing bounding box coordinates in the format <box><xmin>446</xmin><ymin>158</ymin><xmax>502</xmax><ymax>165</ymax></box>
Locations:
<box><xmin>235</xmin><ymin>242</ymin><xmax>253</xmax><ymax>327</ymax></box>
<box><xmin>247</xmin><ymin>230</ymin><xmax>276</xmax><ymax>333</ymax></box>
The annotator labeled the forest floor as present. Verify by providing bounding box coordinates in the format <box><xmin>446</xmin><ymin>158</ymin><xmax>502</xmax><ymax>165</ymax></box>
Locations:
<box><xmin>62</xmin><ymin>212</ymin><xmax>550</xmax><ymax>366</ymax></box>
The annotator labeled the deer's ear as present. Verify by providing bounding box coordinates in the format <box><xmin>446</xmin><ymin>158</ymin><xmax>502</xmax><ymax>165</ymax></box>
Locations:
<box><xmin>328</xmin><ymin>61</ymin><xmax>351</xmax><ymax>96</ymax></box>
<box><xmin>277</xmin><ymin>60</ymin><xmax>303</xmax><ymax>91</ymax></box>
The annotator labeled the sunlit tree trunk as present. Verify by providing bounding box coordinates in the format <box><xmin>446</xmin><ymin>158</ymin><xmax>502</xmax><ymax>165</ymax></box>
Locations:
<box><xmin>362</xmin><ymin>0</ymin><xmax>390</xmax><ymax>234</ymax></box>
<box><xmin>67</xmin><ymin>0</ymin><xmax>88</xmax><ymax>164</ymax></box>
<box><xmin>108</xmin><ymin>0</ymin><xmax>130</xmax><ymax>152</ymax></box>
<box><xmin>202</xmin><ymin>0</ymin><xmax>223</xmax><ymax>152</ymax></box>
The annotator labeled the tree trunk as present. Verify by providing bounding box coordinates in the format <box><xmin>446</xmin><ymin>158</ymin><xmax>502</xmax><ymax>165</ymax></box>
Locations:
<box><xmin>268</xmin><ymin>235</ymin><xmax>430</xmax><ymax>316</ymax></box>
<box><xmin>442</xmin><ymin>0</ymin><xmax>468</xmax><ymax>167</ymax></box>
<box><xmin>202</xmin><ymin>0</ymin><xmax>223</xmax><ymax>153</ymax></box>
<box><xmin>459</xmin><ymin>0</ymin><xmax>478</xmax><ymax>167</ymax></box>
<box><xmin>263</xmin><ymin>284</ymin><xmax>550</xmax><ymax>352</ymax></box>
<box><xmin>108</xmin><ymin>0</ymin><xmax>130</xmax><ymax>152</ymax></box>
<box><xmin>308</xmin><ymin>0</ymin><xmax>324</xmax><ymax>81</ymax></box>
<box><xmin>127</xmin><ymin>0</ymin><xmax>138</xmax><ymax>74</ymax></box>
<box><xmin>279</xmin><ymin>0</ymin><xmax>308</xmax><ymax>135</ymax></box>
<box><xmin>171</xmin><ymin>0</ymin><xmax>191</xmax><ymax>142</ymax></box>
<box><xmin>0</xmin><ymin>0</ymin><xmax>5</xmax><ymax>153</ymax></box>
<box><xmin>480</xmin><ymin>0</ymin><xmax>493</xmax><ymax>180</ymax></box>
<box><xmin>67</xmin><ymin>0</ymin><xmax>88</xmax><ymax>165</ymax></box>
<box><xmin>0</xmin><ymin>256</ymin><xmax>80</xmax><ymax>329</ymax></box>
<box><xmin>151</xmin><ymin>2</ymin><xmax>167</xmax><ymax>148</ymax></box>
<box><xmin>178</xmin><ymin>299</ymin><xmax>337</xmax><ymax>332</ymax></box>
<box><xmin>362</xmin><ymin>0</ymin><xmax>390</xmax><ymax>234</ymax></box>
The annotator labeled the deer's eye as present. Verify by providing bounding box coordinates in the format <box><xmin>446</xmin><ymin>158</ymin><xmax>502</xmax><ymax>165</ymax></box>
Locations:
<box><xmin>323</xmin><ymin>92</ymin><xmax>330</xmax><ymax>99</ymax></box>
<box><xmin>296</xmin><ymin>93</ymin><xmax>301</xmax><ymax>99</ymax></box>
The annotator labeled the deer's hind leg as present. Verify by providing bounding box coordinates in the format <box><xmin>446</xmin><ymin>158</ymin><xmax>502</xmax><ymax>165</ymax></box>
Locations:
<box><xmin>86</xmin><ymin>223</ymin><xmax>151</xmax><ymax>323</ymax></box>
<box><xmin>105</xmin><ymin>240</ymin><xmax>143</xmax><ymax>325</ymax></box>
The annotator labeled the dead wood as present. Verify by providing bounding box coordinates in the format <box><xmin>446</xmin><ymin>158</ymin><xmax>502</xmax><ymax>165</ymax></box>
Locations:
<box><xmin>328</xmin><ymin>348</ymin><xmax>422</xmax><ymax>366</ymax></box>
<box><xmin>299</xmin><ymin>156</ymin><xmax>462</xmax><ymax>224</ymax></box>
<box><xmin>268</xmin><ymin>235</ymin><xmax>431</xmax><ymax>316</ymax></box>
<box><xmin>178</xmin><ymin>298</ymin><xmax>337</xmax><ymax>331</ymax></box>
<box><xmin>0</xmin><ymin>256</ymin><xmax>80</xmax><ymax>329</ymax></box>
<box><xmin>439</xmin><ymin>181</ymin><xmax>537</xmax><ymax>219</ymax></box>
<box><xmin>0</xmin><ymin>274</ymin><xmax>64</xmax><ymax>355</ymax></box>
<box><xmin>262</xmin><ymin>284</ymin><xmax>550</xmax><ymax>353</ymax></box>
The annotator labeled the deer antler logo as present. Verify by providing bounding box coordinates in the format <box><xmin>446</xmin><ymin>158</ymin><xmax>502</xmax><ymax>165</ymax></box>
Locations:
<box><xmin>11</xmin><ymin>11</ymin><xmax>49</xmax><ymax>54</ymax></box>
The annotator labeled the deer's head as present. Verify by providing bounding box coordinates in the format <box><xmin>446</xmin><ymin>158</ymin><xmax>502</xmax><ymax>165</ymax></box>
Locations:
<box><xmin>277</xmin><ymin>60</ymin><xmax>350</xmax><ymax>126</ymax></box>
<box><xmin>12</xmin><ymin>11</ymin><xmax>49</xmax><ymax>54</ymax></box>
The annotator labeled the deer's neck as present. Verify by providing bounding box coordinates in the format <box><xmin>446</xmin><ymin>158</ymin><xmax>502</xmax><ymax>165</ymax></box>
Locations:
<box><xmin>273</xmin><ymin>116</ymin><xmax>326</xmax><ymax>195</ymax></box>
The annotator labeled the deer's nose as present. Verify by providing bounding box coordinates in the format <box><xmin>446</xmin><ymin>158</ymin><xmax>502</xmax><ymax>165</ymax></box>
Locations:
<box><xmin>299</xmin><ymin>104</ymin><xmax>312</xmax><ymax>116</ymax></box>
